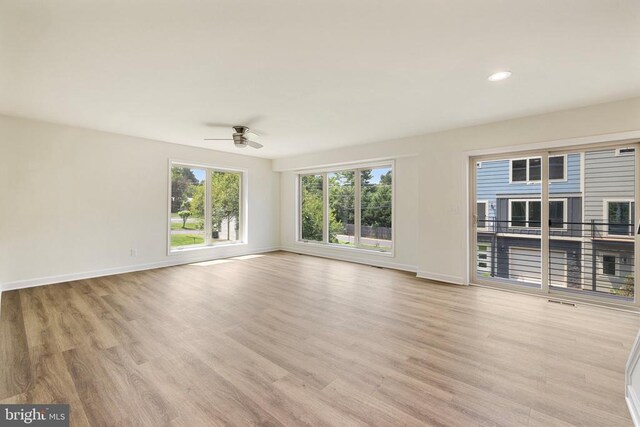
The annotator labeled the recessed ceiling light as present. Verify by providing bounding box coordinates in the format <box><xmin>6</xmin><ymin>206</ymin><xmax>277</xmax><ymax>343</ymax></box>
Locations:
<box><xmin>488</xmin><ymin>71</ymin><xmax>512</xmax><ymax>82</ymax></box>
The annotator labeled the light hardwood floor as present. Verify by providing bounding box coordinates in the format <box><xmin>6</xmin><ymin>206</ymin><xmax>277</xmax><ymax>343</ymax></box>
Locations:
<box><xmin>1</xmin><ymin>251</ymin><xmax>640</xmax><ymax>426</ymax></box>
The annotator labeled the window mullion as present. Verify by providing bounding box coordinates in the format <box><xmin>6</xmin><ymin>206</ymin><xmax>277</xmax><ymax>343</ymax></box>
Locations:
<box><xmin>205</xmin><ymin>169</ymin><xmax>213</xmax><ymax>246</ymax></box>
<box><xmin>541</xmin><ymin>152</ymin><xmax>550</xmax><ymax>294</ymax></box>
<box><xmin>323</xmin><ymin>173</ymin><xmax>329</xmax><ymax>243</ymax></box>
<box><xmin>355</xmin><ymin>169</ymin><xmax>361</xmax><ymax>247</ymax></box>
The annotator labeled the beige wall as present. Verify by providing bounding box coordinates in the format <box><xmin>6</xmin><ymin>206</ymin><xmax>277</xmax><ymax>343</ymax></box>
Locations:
<box><xmin>274</xmin><ymin>97</ymin><xmax>640</xmax><ymax>283</ymax></box>
<box><xmin>0</xmin><ymin>115</ymin><xmax>280</xmax><ymax>290</ymax></box>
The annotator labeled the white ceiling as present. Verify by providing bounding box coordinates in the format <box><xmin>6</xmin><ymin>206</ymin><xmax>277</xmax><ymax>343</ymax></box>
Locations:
<box><xmin>1</xmin><ymin>1</ymin><xmax>639</xmax><ymax>159</ymax></box>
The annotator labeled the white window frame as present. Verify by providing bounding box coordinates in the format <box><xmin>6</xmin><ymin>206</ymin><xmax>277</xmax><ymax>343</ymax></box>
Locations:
<box><xmin>548</xmin><ymin>198</ymin><xmax>568</xmax><ymax>231</ymax></box>
<box><xmin>508</xmin><ymin>198</ymin><xmax>567</xmax><ymax>229</ymax></box>
<box><xmin>476</xmin><ymin>200</ymin><xmax>489</xmax><ymax>231</ymax></box>
<box><xmin>509</xmin><ymin>155</ymin><xmax>567</xmax><ymax>183</ymax></box>
<box><xmin>603</xmin><ymin>199</ymin><xmax>634</xmax><ymax>237</ymax></box>
<box><xmin>508</xmin><ymin>199</ymin><xmax>541</xmax><ymax>228</ymax></box>
<box><xmin>548</xmin><ymin>154</ymin><xmax>568</xmax><ymax>182</ymax></box>
<box><xmin>296</xmin><ymin>160</ymin><xmax>395</xmax><ymax>255</ymax></box>
<box><xmin>167</xmin><ymin>160</ymin><xmax>247</xmax><ymax>254</ymax></box>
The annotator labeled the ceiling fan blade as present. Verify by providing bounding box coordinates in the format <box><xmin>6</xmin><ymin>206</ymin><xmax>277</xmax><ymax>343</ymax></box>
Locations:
<box><xmin>247</xmin><ymin>140</ymin><xmax>263</xmax><ymax>149</ymax></box>
<box><xmin>245</xmin><ymin>131</ymin><xmax>259</xmax><ymax>140</ymax></box>
<box><xmin>204</xmin><ymin>138</ymin><xmax>233</xmax><ymax>140</ymax></box>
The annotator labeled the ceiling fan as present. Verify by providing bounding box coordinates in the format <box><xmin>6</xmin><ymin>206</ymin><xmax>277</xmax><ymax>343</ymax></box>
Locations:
<box><xmin>204</xmin><ymin>126</ymin><xmax>263</xmax><ymax>149</ymax></box>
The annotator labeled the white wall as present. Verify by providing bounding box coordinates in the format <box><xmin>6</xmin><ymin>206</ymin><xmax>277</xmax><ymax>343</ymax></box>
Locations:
<box><xmin>275</xmin><ymin>97</ymin><xmax>640</xmax><ymax>283</ymax></box>
<box><xmin>0</xmin><ymin>115</ymin><xmax>280</xmax><ymax>290</ymax></box>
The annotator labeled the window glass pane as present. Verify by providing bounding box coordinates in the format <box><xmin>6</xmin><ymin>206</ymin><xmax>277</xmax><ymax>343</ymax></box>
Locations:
<box><xmin>549</xmin><ymin>156</ymin><xmax>565</xmax><ymax>180</ymax></box>
<box><xmin>360</xmin><ymin>168</ymin><xmax>392</xmax><ymax>252</ymax></box>
<box><xmin>603</xmin><ymin>255</ymin><xmax>616</xmax><ymax>276</ymax></box>
<box><xmin>477</xmin><ymin>202</ymin><xmax>487</xmax><ymax>228</ymax></box>
<box><xmin>511</xmin><ymin>160</ymin><xmax>527</xmax><ymax>182</ymax></box>
<box><xmin>528</xmin><ymin>201</ymin><xmax>541</xmax><ymax>227</ymax></box>
<box><xmin>529</xmin><ymin>158</ymin><xmax>541</xmax><ymax>181</ymax></box>
<box><xmin>608</xmin><ymin>202</ymin><xmax>631</xmax><ymax>235</ymax></box>
<box><xmin>300</xmin><ymin>174</ymin><xmax>324</xmax><ymax>241</ymax></box>
<box><xmin>510</xmin><ymin>201</ymin><xmax>526</xmax><ymax>227</ymax></box>
<box><xmin>328</xmin><ymin>171</ymin><xmax>355</xmax><ymax>246</ymax></box>
<box><xmin>170</xmin><ymin>167</ymin><xmax>206</xmax><ymax>248</ymax></box>
<box><xmin>549</xmin><ymin>200</ymin><xmax>564</xmax><ymax>228</ymax></box>
<box><xmin>211</xmin><ymin>171</ymin><xmax>241</xmax><ymax>244</ymax></box>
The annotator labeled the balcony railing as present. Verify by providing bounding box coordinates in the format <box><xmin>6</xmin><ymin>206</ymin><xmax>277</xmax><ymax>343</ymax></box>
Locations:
<box><xmin>477</xmin><ymin>217</ymin><xmax>635</xmax><ymax>239</ymax></box>
<box><xmin>476</xmin><ymin>217</ymin><xmax>635</xmax><ymax>300</ymax></box>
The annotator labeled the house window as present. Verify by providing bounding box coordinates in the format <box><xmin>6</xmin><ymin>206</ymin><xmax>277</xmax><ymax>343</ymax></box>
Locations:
<box><xmin>169</xmin><ymin>163</ymin><xmax>245</xmax><ymax>251</ymax></box>
<box><xmin>510</xmin><ymin>155</ymin><xmax>565</xmax><ymax>182</ymax></box>
<box><xmin>509</xmin><ymin>199</ymin><xmax>565</xmax><ymax>228</ymax></box>
<box><xmin>509</xmin><ymin>200</ymin><xmax>541</xmax><ymax>228</ymax></box>
<box><xmin>549</xmin><ymin>200</ymin><xmax>565</xmax><ymax>229</ymax></box>
<box><xmin>549</xmin><ymin>155</ymin><xmax>566</xmax><ymax>180</ymax></box>
<box><xmin>602</xmin><ymin>254</ymin><xmax>617</xmax><ymax>276</ymax></box>
<box><xmin>607</xmin><ymin>201</ymin><xmax>634</xmax><ymax>236</ymax></box>
<box><xmin>298</xmin><ymin>164</ymin><xmax>393</xmax><ymax>252</ymax></box>
<box><xmin>476</xmin><ymin>201</ymin><xmax>488</xmax><ymax>230</ymax></box>
<box><xmin>511</xmin><ymin>159</ymin><xmax>528</xmax><ymax>182</ymax></box>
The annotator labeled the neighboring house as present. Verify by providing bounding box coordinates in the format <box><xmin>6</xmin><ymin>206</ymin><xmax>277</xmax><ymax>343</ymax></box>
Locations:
<box><xmin>476</xmin><ymin>148</ymin><xmax>635</xmax><ymax>296</ymax></box>
<box><xmin>583</xmin><ymin>148</ymin><xmax>635</xmax><ymax>295</ymax></box>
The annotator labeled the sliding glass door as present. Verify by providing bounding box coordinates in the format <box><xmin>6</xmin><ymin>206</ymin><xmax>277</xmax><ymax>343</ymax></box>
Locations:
<box><xmin>471</xmin><ymin>143</ymin><xmax>639</xmax><ymax>306</ymax></box>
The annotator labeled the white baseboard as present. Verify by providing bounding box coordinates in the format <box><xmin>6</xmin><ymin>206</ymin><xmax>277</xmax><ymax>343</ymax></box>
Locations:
<box><xmin>280</xmin><ymin>246</ymin><xmax>417</xmax><ymax>273</ymax></box>
<box><xmin>0</xmin><ymin>246</ymin><xmax>281</xmax><ymax>292</ymax></box>
<box><xmin>416</xmin><ymin>270</ymin><xmax>466</xmax><ymax>285</ymax></box>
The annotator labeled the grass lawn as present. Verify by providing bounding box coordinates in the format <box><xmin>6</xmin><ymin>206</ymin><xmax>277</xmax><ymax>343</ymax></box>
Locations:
<box><xmin>170</xmin><ymin>222</ymin><xmax>201</xmax><ymax>230</ymax></box>
<box><xmin>171</xmin><ymin>234</ymin><xmax>204</xmax><ymax>247</ymax></box>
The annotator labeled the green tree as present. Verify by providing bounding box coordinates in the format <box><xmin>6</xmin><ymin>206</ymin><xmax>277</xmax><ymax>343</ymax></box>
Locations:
<box><xmin>178</xmin><ymin>210</ymin><xmax>192</xmax><ymax>227</ymax></box>
<box><xmin>212</xmin><ymin>172</ymin><xmax>241</xmax><ymax>240</ymax></box>
<box><xmin>171</xmin><ymin>167</ymin><xmax>198</xmax><ymax>212</ymax></box>
<box><xmin>360</xmin><ymin>169</ymin><xmax>392</xmax><ymax>238</ymax></box>
<box><xmin>190</xmin><ymin>183</ymin><xmax>205</xmax><ymax>219</ymax></box>
<box><xmin>301</xmin><ymin>175</ymin><xmax>324</xmax><ymax>241</ymax></box>
<box><xmin>328</xmin><ymin>171</ymin><xmax>355</xmax><ymax>244</ymax></box>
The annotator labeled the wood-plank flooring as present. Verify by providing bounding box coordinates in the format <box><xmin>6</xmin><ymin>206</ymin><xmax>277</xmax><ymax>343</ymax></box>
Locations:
<box><xmin>1</xmin><ymin>251</ymin><xmax>640</xmax><ymax>426</ymax></box>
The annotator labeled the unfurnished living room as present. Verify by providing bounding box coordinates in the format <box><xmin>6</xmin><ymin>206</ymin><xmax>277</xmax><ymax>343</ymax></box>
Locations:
<box><xmin>2</xmin><ymin>2</ymin><xmax>640</xmax><ymax>426</ymax></box>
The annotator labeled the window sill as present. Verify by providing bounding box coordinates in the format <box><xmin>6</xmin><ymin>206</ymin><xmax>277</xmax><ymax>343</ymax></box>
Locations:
<box><xmin>295</xmin><ymin>240</ymin><xmax>394</xmax><ymax>257</ymax></box>
<box><xmin>168</xmin><ymin>242</ymin><xmax>247</xmax><ymax>256</ymax></box>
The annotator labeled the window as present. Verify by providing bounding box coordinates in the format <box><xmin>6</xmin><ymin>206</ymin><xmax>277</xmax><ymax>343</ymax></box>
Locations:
<box><xmin>476</xmin><ymin>201</ymin><xmax>488</xmax><ymax>230</ymax></box>
<box><xmin>510</xmin><ymin>155</ymin><xmax>565</xmax><ymax>182</ymax></box>
<box><xmin>509</xmin><ymin>199</ymin><xmax>565</xmax><ymax>228</ymax></box>
<box><xmin>549</xmin><ymin>156</ymin><xmax>565</xmax><ymax>180</ymax></box>
<box><xmin>298</xmin><ymin>164</ymin><xmax>393</xmax><ymax>252</ymax></box>
<box><xmin>360</xmin><ymin>167</ymin><xmax>393</xmax><ymax>251</ymax></box>
<box><xmin>169</xmin><ymin>163</ymin><xmax>244</xmax><ymax>251</ymax></box>
<box><xmin>511</xmin><ymin>159</ymin><xmax>528</xmax><ymax>182</ymax></box>
<box><xmin>602</xmin><ymin>254</ymin><xmax>617</xmax><ymax>276</ymax></box>
<box><xmin>509</xmin><ymin>200</ymin><xmax>540</xmax><ymax>228</ymax></box>
<box><xmin>528</xmin><ymin>200</ymin><xmax>541</xmax><ymax>227</ymax></box>
<box><xmin>606</xmin><ymin>201</ymin><xmax>635</xmax><ymax>236</ymax></box>
<box><xmin>211</xmin><ymin>171</ymin><xmax>242</xmax><ymax>244</ymax></box>
<box><xmin>300</xmin><ymin>174</ymin><xmax>324</xmax><ymax>242</ymax></box>
<box><xmin>549</xmin><ymin>200</ymin><xmax>565</xmax><ymax>229</ymax></box>
<box><xmin>328</xmin><ymin>171</ymin><xmax>355</xmax><ymax>246</ymax></box>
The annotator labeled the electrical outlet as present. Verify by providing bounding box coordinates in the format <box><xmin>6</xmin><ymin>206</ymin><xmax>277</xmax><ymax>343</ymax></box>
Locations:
<box><xmin>130</xmin><ymin>248</ymin><xmax>137</xmax><ymax>257</ymax></box>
